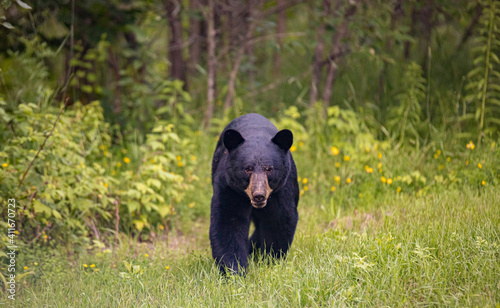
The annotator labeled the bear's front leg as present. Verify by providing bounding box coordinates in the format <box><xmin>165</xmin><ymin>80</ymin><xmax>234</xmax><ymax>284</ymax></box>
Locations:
<box><xmin>209</xmin><ymin>196</ymin><xmax>252</xmax><ymax>275</ymax></box>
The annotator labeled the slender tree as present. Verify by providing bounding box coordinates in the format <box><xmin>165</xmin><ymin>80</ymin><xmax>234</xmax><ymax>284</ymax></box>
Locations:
<box><xmin>166</xmin><ymin>0</ymin><xmax>188</xmax><ymax>88</ymax></box>
<box><xmin>321</xmin><ymin>0</ymin><xmax>358</xmax><ymax>113</ymax></box>
<box><xmin>203</xmin><ymin>0</ymin><xmax>217</xmax><ymax>128</ymax></box>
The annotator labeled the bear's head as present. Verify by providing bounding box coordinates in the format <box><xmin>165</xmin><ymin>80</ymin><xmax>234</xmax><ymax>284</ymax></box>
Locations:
<box><xmin>223</xmin><ymin>128</ymin><xmax>293</xmax><ymax>208</ymax></box>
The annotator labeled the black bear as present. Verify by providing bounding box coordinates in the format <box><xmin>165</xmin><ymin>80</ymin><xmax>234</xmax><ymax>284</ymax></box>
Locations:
<box><xmin>209</xmin><ymin>113</ymin><xmax>299</xmax><ymax>274</ymax></box>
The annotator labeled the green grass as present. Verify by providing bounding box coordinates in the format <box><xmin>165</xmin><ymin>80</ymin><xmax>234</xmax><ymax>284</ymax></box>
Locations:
<box><xmin>10</xmin><ymin>186</ymin><xmax>499</xmax><ymax>307</ymax></box>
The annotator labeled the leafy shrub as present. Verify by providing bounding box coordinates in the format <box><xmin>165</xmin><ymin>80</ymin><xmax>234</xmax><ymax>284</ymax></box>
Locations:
<box><xmin>0</xmin><ymin>98</ymin><xmax>198</xmax><ymax>248</ymax></box>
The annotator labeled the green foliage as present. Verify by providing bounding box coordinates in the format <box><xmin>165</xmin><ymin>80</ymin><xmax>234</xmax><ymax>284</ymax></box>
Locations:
<box><xmin>0</xmin><ymin>96</ymin><xmax>197</xmax><ymax>248</ymax></box>
<box><xmin>464</xmin><ymin>0</ymin><xmax>500</xmax><ymax>134</ymax></box>
<box><xmin>388</xmin><ymin>61</ymin><xmax>427</xmax><ymax>149</ymax></box>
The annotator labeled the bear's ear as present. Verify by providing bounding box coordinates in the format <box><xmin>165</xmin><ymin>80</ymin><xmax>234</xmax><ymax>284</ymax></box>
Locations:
<box><xmin>272</xmin><ymin>129</ymin><xmax>293</xmax><ymax>152</ymax></box>
<box><xmin>223</xmin><ymin>129</ymin><xmax>245</xmax><ymax>151</ymax></box>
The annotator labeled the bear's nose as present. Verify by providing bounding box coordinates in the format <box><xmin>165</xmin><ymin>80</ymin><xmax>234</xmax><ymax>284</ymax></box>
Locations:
<box><xmin>253</xmin><ymin>194</ymin><xmax>266</xmax><ymax>202</ymax></box>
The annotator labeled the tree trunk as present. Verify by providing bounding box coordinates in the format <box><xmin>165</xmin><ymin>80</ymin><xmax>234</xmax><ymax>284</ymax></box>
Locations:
<box><xmin>166</xmin><ymin>0</ymin><xmax>188</xmax><ymax>89</ymax></box>
<box><xmin>108</xmin><ymin>48</ymin><xmax>122</xmax><ymax>114</ymax></box>
<box><xmin>188</xmin><ymin>0</ymin><xmax>202</xmax><ymax>74</ymax></box>
<box><xmin>223</xmin><ymin>0</ymin><xmax>260</xmax><ymax>111</ymax></box>
<box><xmin>404</xmin><ymin>5</ymin><xmax>417</xmax><ymax>60</ymax></box>
<box><xmin>321</xmin><ymin>1</ymin><xmax>358</xmax><ymax>113</ymax></box>
<box><xmin>273</xmin><ymin>0</ymin><xmax>286</xmax><ymax>77</ymax></box>
<box><xmin>309</xmin><ymin>0</ymin><xmax>330</xmax><ymax>107</ymax></box>
<box><xmin>203</xmin><ymin>0</ymin><xmax>216</xmax><ymax>128</ymax></box>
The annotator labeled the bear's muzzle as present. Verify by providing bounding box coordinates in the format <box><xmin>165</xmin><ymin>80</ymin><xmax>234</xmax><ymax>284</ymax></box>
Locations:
<box><xmin>245</xmin><ymin>172</ymin><xmax>273</xmax><ymax>208</ymax></box>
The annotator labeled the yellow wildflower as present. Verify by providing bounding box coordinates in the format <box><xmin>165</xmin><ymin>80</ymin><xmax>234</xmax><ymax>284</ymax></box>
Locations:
<box><xmin>14</xmin><ymin>231</ymin><xmax>18</xmax><ymax>235</ymax></box>
<box><xmin>437</xmin><ymin>149</ymin><xmax>441</xmax><ymax>155</ymax></box>
<box><xmin>176</xmin><ymin>155</ymin><xmax>182</xmax><ymax>161</ymax></box>
<box><xmin>117</xmin><ymin>162</ymin><xmax>122</xmax><ymax>167</ymax></box>
<box><xmin>387</xmin><ymin>178</ymin><xmax>393</xmax><ymax>185</ymax></box>
<box><xmin>439</xmin><ymin>165</ymin><xmax>445</xmax><ymax>170</ymax></box>
<box><xmin>477</xmin><ymin>163</ymin><xmax>482</xmax><ymax>169</ymax></box>
<box><xmin>159</xmin><ymin>225</ymin><xmax>165</xmax><ymax>230</ymax></box>
<box><xmin>331</xmin><ymin>147</ymin><xmax>339</xmax><ymax>156</ymax></box>
<box><xmin>90</xmin><ymin>264</ymin><xmax>95</xmax><ymax>268</ymax></box>
<box><xmin>481</xmin><ymin>180</ymin><xmax>486</xmax><ymax>186</ymax></box>
<box><xmin>434</xmin><ymin>154</ymin><xmax>438</xmax><ymax>159</ymax></box>
<box><xmin>188</xmin><ymin>202</ymin><xmax>195</xmax><ymax>208</ymax></box>
<box><xmin>290</xmin><ymin>145</ymin><xmax>297</xmax><ymax>152</ymax></box>
<box><xmin>397</xmin><ymin>186</ymin><xmax>402</xmax><ymax>193</ymax></box>
<box><xmin>123</xmin><ymin>157</ymin><xmax>130</xmax><ymax>164</ymax></box>
<box><xmin>465</xmin><ymin>160</ymin><xmax>469</xmax><ymax>166</ymax></box>
<box><xmin>302</xmin><ymin>178</ymin><xmax>308</xmax><ymax>184</ymax></box>
<box><xmin>145</xmin><ymin>254</ymin><xmax>149</xmax><ymax>258</ymax></box>
<box><xmin>299</xmin><ymin>141</ymin><xmax>304</xmax><ymax>147</ymax></box>
<box><xmin>330</xmin><ymin>186</ymin><xmax>336</xmax><ymax>192</ymax></box>
<box><xmin>165</xmin><ymin>266</ymin><xmax>170</xmax><ymax>270</ymax></box>
<box><xmin>344</xmin><ymin>155</ymin><xmax>350</xmax><ymax>161</ymax></box>
<box><xmin>177</xmin><ymin>161</ymin><xmax>183</xmax><ymax>167</ymax></box>
<box><xmin>2</xmin><ymin>163</ymin><xmax>7</xmax><ymax>168</ymax></box>
<box><xmin>334</xmin><ymin>162</ymin><xmax>341</xmax><ymax>168</ymax></box>
<box><xmin>334</xmin><ymin>176</ymin><xmax>340</xmax><ymax>183</ymax></box>
<box><xmin>346</xmin><ymin>178</ymin><xmax>352</xmax><ymax>184</ymax></box>
<box><xmin>466</xmin><ymin>141</ymin><xmax>475</xmax><ymax>150</ymax></box>
<box><xmin>103</xmin><ymin>183</ymin><xmax>108</xmax><ymax>188</ymax></box>
<box><xmin>24</xmin><ymin>266</ymin><xmax>28</xmax><ymax>270</ymax></box>
<box><xmin>191</xmin><ymin>155</ymin><xmax>197</xmax><ymax>161</ymax></box>
<box><xmin>381</xmin><ymin>176</ymin><xmax>387</xmax><ymax>183</ymax></box>
<box><xmin>304</xmin><ymin>186</ymin><xmax>308</xmax><ymax>191</ymax></box>
<box><xmin>447</xmin><ymin>157</ymin><xmax>451</xmax><ymax>162</ymax></box>
<box><xmin>365</xmin><ymin>147</ymin><xmax>370</xmax><ymax>153</ymax></box>
<box><xmin>378</xmin><ymin>152</ymin><xmax>382</xmax><ymax>159</ymax></box>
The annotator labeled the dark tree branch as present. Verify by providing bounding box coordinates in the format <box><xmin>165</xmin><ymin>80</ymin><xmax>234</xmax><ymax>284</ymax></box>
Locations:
<box><xmin>258</xmin><ymin>0</ymin><xmax>306</xmax><ymax>19</ymax></box>
<box><xmin>459</xmin><ymin>4</ymin><xmax>483</xmax><ymax>48</ymax></box>
<box><xmin>18</xmin><ymin>98</ymin><xmax>70</xmax><ymax>189</ymax></box>
<box><xmin>322</xmin><ymin>1</ymin><xmax>358</xmax><ymax>111</ymax></box>
<box><xmin>310</xmin><ymin>0</ymin><xmax>331</xmax><ymax>106</ymax></box>
<box><xmin>223</xmin><ymin>0</ymin><xmax>261</xmax><ymax>111</ymax></box>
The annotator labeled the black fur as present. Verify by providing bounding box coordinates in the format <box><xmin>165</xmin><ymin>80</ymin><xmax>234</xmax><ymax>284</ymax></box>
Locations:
<box><xmin>209</xmin><ymin>113</ymin><xmax>299</xmax><ymax>274</ymax></box>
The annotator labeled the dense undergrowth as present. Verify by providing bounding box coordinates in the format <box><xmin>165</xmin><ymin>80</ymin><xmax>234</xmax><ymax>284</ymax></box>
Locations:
<box><xmin>1</xmin><ymin>99</ymin><xmax>498</xmax><ymax>250</ymax></box>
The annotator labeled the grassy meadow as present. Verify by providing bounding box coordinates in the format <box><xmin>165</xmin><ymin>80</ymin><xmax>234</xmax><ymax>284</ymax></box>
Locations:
<box><xmin>11</xmin><ymin>186</ymin><xmax>500</xmax><ymax>307</ymax></box>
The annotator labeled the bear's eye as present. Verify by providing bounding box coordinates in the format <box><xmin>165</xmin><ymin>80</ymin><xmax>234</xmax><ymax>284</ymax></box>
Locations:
<box><xmin>265</xmin><ymin>166</ymin><xmax>273</xmax><ymax>173</ymax></box>
<box><xmin>244</xmin><ymin>167</ymin><xmax>253</xmax><ymax>173</ymax></box>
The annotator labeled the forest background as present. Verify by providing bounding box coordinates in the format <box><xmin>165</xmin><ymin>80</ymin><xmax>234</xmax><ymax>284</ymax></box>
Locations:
<box><xmin>0</xmin><ymin>0</ymin><xmax>499</xmax><ymax>306</ymax></box>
